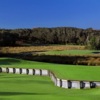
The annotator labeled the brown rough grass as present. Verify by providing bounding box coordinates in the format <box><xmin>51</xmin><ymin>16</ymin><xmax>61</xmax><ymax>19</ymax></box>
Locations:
<box><xmin>0</xmin><ymin>45</ymin><xmax>85</xmax><ymax>54</ymax></box>
<box><xmin>1</xmin><ymin>45</ymin><xmax>100</xmax><ymax>65</ymax></box>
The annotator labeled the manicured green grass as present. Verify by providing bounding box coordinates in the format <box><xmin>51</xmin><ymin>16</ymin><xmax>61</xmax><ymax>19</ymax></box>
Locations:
<box><xmin>1</xmin><ymin>57</ymin><xmax>100</xmax><ymax>80</ymax></box>
<box><xmin>44</xmin><ymin>50</ymin><xmax>100</xmax><ymax>55</ymax></box>
<box><xmin>0</xmin><ymin>57</ymin><xmax>100</xmax><ymax>100</ymax></box>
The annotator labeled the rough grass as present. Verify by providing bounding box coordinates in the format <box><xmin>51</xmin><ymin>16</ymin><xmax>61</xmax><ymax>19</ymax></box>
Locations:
<box><xmin>1</xmin><ymin>45</ymin><xmax>100</xmax><ymax>66</ymax></box>
<box><xmin>0</xmin><ymin>57</ymin><xmax>100</xmax><ymax>100</ymax></box>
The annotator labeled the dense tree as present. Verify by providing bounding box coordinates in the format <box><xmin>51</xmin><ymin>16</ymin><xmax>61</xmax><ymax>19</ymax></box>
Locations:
<box><xmin>88</xmin><ymin>36</ymin><xmax>100</xmax><ymax>50</ymax></box>
<box><xmin>0</xmin><ymin>27</ymin><xmax>100</xmax><ymax>49</ymax></box>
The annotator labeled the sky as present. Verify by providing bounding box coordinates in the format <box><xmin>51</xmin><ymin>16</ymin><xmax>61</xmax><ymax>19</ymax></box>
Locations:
<box><xmin>0</xmin><ymin>0</ymin><xmax>100</xmax><ymax>29</ymax></box>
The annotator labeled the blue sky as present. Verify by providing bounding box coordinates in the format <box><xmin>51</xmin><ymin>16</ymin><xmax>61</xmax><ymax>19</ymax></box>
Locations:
<box><xmin>0</xmin><ymin>0</ymin><xmax>100</xmax><ymax>29</ymax></box>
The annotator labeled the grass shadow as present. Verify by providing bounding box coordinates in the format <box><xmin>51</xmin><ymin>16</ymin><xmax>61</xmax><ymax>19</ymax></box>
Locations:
<box><xmin>92</xmin><ymin>52</ymin><xmax>100</xmax><ymax>54</ymax></box>
<box><xmin>0</xmin><ymin>58</ymin><xmax>20</xmax><ymax>65</ymax></box>
<box><xmin>0</xmin><ymin>92</ymin><xmax>53</xmax><ymax>96</ymax></box>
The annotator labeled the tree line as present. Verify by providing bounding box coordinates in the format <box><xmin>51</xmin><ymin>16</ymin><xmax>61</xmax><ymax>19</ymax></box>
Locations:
<box><xmin>0</xmin><ymin>27</ymin><xmax>100</xmax><ymax>49</ymax></box>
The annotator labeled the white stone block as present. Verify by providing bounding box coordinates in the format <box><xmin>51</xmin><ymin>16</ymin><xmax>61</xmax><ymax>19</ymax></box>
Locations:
<box><xmin>56</xmin><ymin>78</ymin><xmax>60</xmax><ymax>87</ymax></box>
<box><xmin>28</xmin><ymin>69</ymin><xmax>33</xmax><ymax>75</ymax></box>
<box><xmin>49</xmin><ymin>72</ymin><xmax>56</xmax><ymax>85</ymax></box>
<box><xmin>53</xmin><ymin>77</ymin><xmax>57</xmax><ymax>85</ymax></box>
<box><xmin>50</xmin><ymin>74</ymin><xmax>55</xmax><ymax>81</ymax></box>
<box><xmin>35</xmin><ymin>69</ymin><xmax>40</xmax><ymax>75</ymax></box>
<box><xmin>22</xmin><ymin>69</ymin><xmax>27</xmax><ymax>74</ymax></box>
<box><xmin>84</xmin><ymin>82</ymin><xmax>90</xmax><ymax>88</ymax></box>
<box><xmin>8</xmin><ymin>68</ymin><xmax>13</xmax><ymax>73</ymax></box>
<box><xmin>72</xmin><ymin>81</ymin><xmax>80</xmax><ymax>89</ymax></box>
<box><xmin>1</xmin><ymin>67</ymin><xmax>7</xmax><ymax>73</ymax></box>
<box><xmin>15</xmin><ymin>68</ymin><xmax>20</xmax><ymax>74</ymax></box>
<box><xmin>62</xmin><ymin>79</ymin><xmax>68</xmax><ymax>88</ymax></box>
<box><xmin>94</xmin><ymin>82</ymin><xmax>100</xmax><ymax>87</ymax></box>
<box><xmin>42</xmin><ymin>70</ymin><xmax>48</xmax><ymax>76</ymax></box>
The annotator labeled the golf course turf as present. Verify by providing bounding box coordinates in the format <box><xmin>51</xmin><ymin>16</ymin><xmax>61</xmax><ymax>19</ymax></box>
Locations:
<box><xmin>0</xmin><ymin>57</ymin><xmax>100</xmax><ymax>100</ymax></box>
<box><xmin>44</xmin><ymin>50</ymin><xmax>100</xmax><ymax>55</ymax></box>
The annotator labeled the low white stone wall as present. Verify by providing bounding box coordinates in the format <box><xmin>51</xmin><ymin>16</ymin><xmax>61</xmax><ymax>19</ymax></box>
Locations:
<box><xmin>49</xmin><ymin>72</ymin><xmax>56</xmax><ymax>85</ymax></box>
<box><xmin>1</xmin><ymin>67</ymin><xmax>7</xmax><ymax>73</ymax></box>
<box><xmin>28</xmin><ymin>69</ymin><xmax>34</xmax><ymax>75</ymax></box>
<box><xmin>22</xmin><ymin>68</ymin><xmax>27</xmax><ymax>74</ymax></box>
<box><xmin>0</xmin><ymin>67</ymin><xmax>100</xmax><ymax>89</ymax></box>
<box><xmin>84</xmin><ymin>82</ymin><xmax>90</xmax><ymax>88</ymax></box>
<box><xmin>94</xmin><ymin>82</ymin><xmax>100</xmax><ymax>87</ymax></box>
<box><xmin>15</xmin><ymin>68</ymin><xmax>20</xmax><ymax>74</ymax></box>
<box><xmin>8</xmin><ymin>68</ymin><xmax>14</xmax><ymax>73</ymax></box>
<box><xmin>62</xmin><ymin>79</ymin><xmax>68</xmax><ymax>88</ymax></box>
<box><xmin>41</xmin><ymin>70</ymin><xmax>48</xmax><ymax>76</ymax></box>
<box><xmin>56</xmin><ymin>78</ymin><xmax>61</xmax><ymax>87</ymax></box>
<box><xmin>71</xmin><ymin>81</ymin><xmax>80</xmax><ymax>89</ymax></box>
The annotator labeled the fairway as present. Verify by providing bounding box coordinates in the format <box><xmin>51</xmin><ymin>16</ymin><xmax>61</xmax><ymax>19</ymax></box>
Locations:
<box><xmin>0</xmin><ymin>58</ymin><xmax>100</xmax><ymax>100</ymax></box>
<box><xmin>44</xmin><ymin>50</ymin><xmax>100</xmax><ymax>55</ymax></box>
